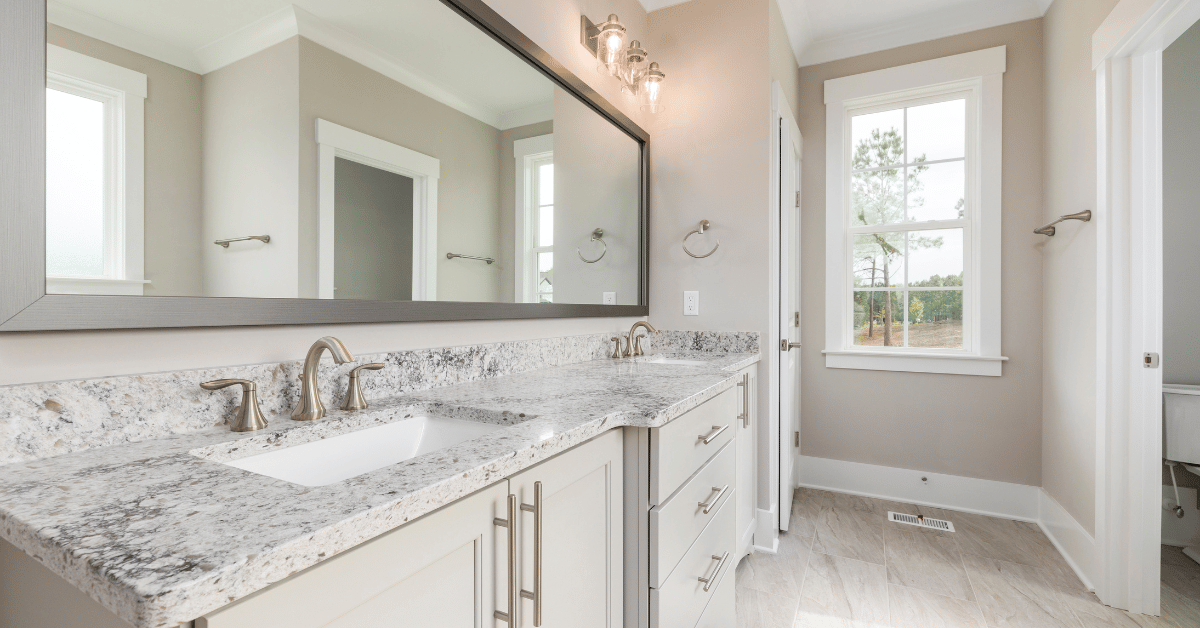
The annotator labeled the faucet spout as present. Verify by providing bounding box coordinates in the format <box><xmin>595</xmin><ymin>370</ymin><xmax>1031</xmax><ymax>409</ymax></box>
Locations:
<box><xmin>626</xmin><ymin>321</ymin><xmax>657</xmax><ymax>357</ymax></box>
<box><xmin>292</xmin><ymin>336</ymin><xmax>356</xmax><ymax>422</ymax></box>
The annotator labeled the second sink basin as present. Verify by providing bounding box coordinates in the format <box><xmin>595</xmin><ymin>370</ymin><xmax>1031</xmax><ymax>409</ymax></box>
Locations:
<box><xmin>224</xmin><ymin>416</ymin><xmax>502</xmax><ymax>486</ymax></box>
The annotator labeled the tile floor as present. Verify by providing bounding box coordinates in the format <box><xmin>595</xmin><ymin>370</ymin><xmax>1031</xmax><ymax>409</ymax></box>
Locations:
<box><xmin>735</xmin><ymin>487</ymin><xmax>1200</xmax><ymax>627</ymax></box>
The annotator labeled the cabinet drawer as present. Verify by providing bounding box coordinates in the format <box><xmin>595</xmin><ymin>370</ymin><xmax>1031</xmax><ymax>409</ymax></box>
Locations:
<box><xmin>694</xmin><ymin>553</ymin><xmax>736</xmax><ymax>628</ymax></box>
<box><xmin>649</xmin><ymin>441</ymin><xmax>734</xmax><ymax>588</ymax></box>
<box><xmin>649</xmin><ymin>496</ymin><xmax>735</xmax><ymax>628</ymax></box>
<box><xmin>650</xmin><ymin>388</ymin><xmax>737</xmax><ymax>504</ymax></box>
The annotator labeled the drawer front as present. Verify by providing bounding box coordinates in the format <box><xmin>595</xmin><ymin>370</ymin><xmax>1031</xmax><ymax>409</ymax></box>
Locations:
<box><xmin>694</xmin><ymin>554</ymin><xmax>736</xmax><ymax>628</ymax></box>
<box><xmin>650</xmin><ymin>388</ymin><xmax>737</xmax><ymax>504</ymax></box>
<box><xmin>649</xmin><ymin>441</ymin><xmax>734</xmax><ymax>588</ymax></box>
<box><xmin>650</xmin><ymin>496</ymin><xmax>735</xmax><ymax>628</ymax></box>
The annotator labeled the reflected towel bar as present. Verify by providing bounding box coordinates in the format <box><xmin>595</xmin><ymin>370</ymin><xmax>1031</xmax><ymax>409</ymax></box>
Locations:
<box><xmin>215</xmin><ymin>235</ymin><xmax>270</xmax><ymax>248</ymax></box>
<box><xmin>1034</xmin><ymin>210</ymin><xmax>1091</xmax><ymax>236</ymax></box>
<box><xmin>446</xmin><ymin>252</ymin><xmax>495</xmax><ymax>264</ymax></box>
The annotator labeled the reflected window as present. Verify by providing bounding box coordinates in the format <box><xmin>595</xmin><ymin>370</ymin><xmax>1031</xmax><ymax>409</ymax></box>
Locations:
<box><xmin>514</xmin><ymin>134</ymin><xmax>554</xmax><ymax>303</ymax></box>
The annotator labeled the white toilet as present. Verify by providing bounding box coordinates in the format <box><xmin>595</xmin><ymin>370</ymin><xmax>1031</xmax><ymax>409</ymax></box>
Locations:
<box><xmin>1163</xmin><ymin>384</ymin><xmax>1200</xmax><ymax>563</ymax></box>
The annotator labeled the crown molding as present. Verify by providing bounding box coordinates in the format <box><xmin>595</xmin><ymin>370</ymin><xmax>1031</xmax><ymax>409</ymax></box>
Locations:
<box><xmin>497</xmin><ymin>100</ymin><xmax>555</xmax><ymax>130</ymax></box>
<box><xmin>638</xmin><ymin>0</ymin><xmax>695</xmax><ymax>11</ymax></box>
<box><xmin>47</xmin><ymin>1</ymin><xmax>202</xmax><ymax>73</ymax></box>
<box><xmin>798</xmin><ymin>0</ymin><xmax>1043</xmax><ymax>67</ymax></box>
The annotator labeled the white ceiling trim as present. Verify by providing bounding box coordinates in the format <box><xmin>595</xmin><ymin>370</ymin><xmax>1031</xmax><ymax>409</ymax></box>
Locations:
<box><xmin>47</xmin><ymin>1</ymin><xmax>204</xmax><ymax>73</ymax></box>
<box><xmin>496</xmin><ymin>101</ymin><xmax>555</xmax><ymax>130</ymax></box>
<box><xmin>797</xmin><ymin>0</ymin><xmax>1045</xmax><ymax>67</ymax></box>
<box><xmin>637</xmin><ymin>0</ymin><xmax>694</xmax><ymax>11</ymax></box>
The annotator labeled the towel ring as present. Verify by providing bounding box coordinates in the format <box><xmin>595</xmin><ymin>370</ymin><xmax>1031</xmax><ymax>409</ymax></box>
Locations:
<box><xmin>578</xmin><ymin>228</ymin><xmax>607</xmax><ymax>263</ymax></box>
<box><xmin>683</xmin><ymin>220</ymin><xmax>720</xmax><ymax>259</ymax></box>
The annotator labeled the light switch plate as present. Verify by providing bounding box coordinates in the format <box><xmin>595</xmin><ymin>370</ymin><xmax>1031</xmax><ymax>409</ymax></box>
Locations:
<box><xmin>683</xmin><ymin>291</ymin><xmax>699</xmax><ymax>316</ymax></box>
<box><xmin>603</xmin><ymin>292</ymin><xmax>616</xmax><ymax>305</ymax></box>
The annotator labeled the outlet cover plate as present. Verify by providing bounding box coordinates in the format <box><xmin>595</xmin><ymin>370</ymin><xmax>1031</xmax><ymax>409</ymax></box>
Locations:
<box><xmin>603</xmin><ymin>292</ymin><xmax>616</xmax><ymax>305</ymax></box>
<box><xmin>683</xmin><ymin>291</ymin><xmax>699</xmax><ymax>316</ymax></box>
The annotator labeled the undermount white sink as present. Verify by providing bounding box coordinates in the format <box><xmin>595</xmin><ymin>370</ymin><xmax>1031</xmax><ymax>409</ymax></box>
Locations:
<box><xmin>641</xmin><ymin>356</ymin><xmax>710</xmax><ymax>366</ymax></box>
<box><xmin>224</xmin><ymin>416</ymin><xmax>502</xmax><ymax>486</ymax></box>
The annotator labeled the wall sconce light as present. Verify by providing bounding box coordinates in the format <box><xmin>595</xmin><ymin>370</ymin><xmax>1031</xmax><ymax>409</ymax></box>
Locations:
<box><xmin>581</xmin><ymin>14</ymin><xmax>666</xmax><ymax>112</ymax></box>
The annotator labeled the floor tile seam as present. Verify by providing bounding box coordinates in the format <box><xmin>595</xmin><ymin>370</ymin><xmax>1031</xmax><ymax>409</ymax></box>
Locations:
<box><xmin>880</xmin><ymin>509</ymin><xmax>891</xmax><ymax>627</ymax></box>
<box><xmin>954</xmin><ymin>534</ymin><xmax>996</xmax><ymax>628</ymax></box>
<box><xmin>887</xmin><ymin>582</ymin><xmax>989</xmax><ymax>626</ymax></box>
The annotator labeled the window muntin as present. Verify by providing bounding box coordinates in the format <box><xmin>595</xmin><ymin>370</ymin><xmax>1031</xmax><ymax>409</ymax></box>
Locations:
<box><xmin>846</xmin><ymin>94</ymin><xmax>970</xmax><ymax>351</ymax></box>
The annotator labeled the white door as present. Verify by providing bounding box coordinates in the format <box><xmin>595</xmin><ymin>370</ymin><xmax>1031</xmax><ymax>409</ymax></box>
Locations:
<box><xmin>510</xmin><ymin>429</ymin><xmax>623</xmax><ymax>628</ymax></box>
<box><xmin>777</xmin><ymin>96</ymin><xmax>802</xmax><ymax>531</ymax></box>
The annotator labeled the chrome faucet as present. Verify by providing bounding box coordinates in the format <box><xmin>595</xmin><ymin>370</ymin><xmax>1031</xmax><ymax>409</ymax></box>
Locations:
<box><xmin>292</xmin><ymin>336</ymin><xmax>356</xmax><ymax>422</ymax></box>
<box><xmin>625</xmin><ymin>321</ymin><xmax>657</xmax><ymax>357</ymax></box>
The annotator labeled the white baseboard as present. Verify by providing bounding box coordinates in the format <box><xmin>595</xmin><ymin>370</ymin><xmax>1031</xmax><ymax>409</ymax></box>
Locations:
<box><xmin>753</xmin><ymin>507</ymin><xmax>779</xmax><ymax>554</ymax></box>
<box><xmin>1037</xmin><ymin>488</ymin><xmax>1097</xmax><ymax>591</ymax></box>
<box><xmin>797</xmin><ymin>455</ymin><xmax>1039</xmax><ymax>521</ymax></box>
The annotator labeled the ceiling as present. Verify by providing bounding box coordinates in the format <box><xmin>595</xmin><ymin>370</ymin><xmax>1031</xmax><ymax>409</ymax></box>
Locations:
<box><xmin>639</xmin><ymin>0</ymin><xmax>1054</xmax><ymax>66</ymax></box>
<box><xmin>49</xmin><ymin>0</ymin><xmax>554</xmax><ymax>129</ymax></box>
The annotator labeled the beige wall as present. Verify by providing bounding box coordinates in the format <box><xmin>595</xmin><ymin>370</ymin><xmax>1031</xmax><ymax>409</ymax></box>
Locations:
<box><xmin>0</xmin><ymin>0</ymin><xmax>646</xmax><ymax>387</ymax></box>
<box><xmin>646</xmin><ymin>0</ymin><xmax>774</xmax><ymax>505</ymax></box>
<box><xmin>47</xmin><ymin>25</ymin><xmax>204</xmax><ymax>298</ymax></box>
<box><xmin>797</xmin><ymin>20</ymin><xmax>1045</xmax><ymax>486</ymax></box>
<box><xmin>333</xmin><ymin>157</ymin><xmax>415</xmax><ymax>301</ymax></box>
<box><xmin>297</xmin><ymin>38</ymin><xmax>503</xmax><ymax>303</ymax></box>
<box><xmin>1163</xmin><ymin>20</ymin><xmax>1200</xmax><ymax>386</ymax></box>
<box><xmin>499</xmin><ymin>121</ymin><xmax>555</xmax><ymax>302</ymax></box>
<box><xmin>1041</xmin><ymin>0</ymin><xmax>1120</xmax><ymax>534</ymax></box>
<box><xmin>201</xmin><ymin>37</ymin><xmax>301</xmax><ymax>299</ymax></box>
<box><xmin>769</xmin><ymin>0</ymin><xmax>800</xmax><ymax>118</ymax></box>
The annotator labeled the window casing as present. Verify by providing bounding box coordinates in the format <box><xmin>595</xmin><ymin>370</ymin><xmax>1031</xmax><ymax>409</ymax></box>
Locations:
<box><xmin>823</xmin><ymin>47</ymin><xmax>1007</xmax><ymax>376</ymax></box>
<box><xmin>45</xmin><ymin>45</ymin><xmax>146</xmax><ymax>296</ymax></box>
<box><xmin>513</xmin><ymin>134</ymin><xmax>554</xmax><ymax>303</ymax></box>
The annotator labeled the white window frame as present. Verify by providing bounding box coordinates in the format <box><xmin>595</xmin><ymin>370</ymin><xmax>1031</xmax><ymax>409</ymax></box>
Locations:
<box><xmin>823</xmin><ymin>46</ymin><xmax>1007</xmax><ymax>377</ymax></box>
<box><xmin>45</xmin><ymin>44</ymin><xmax>147</xmax><ymax>296</ymax></box>
<box><xmin>513</xmin><ymin>134</ymin><xmax>553</xmax><ymax>303</ymax></box>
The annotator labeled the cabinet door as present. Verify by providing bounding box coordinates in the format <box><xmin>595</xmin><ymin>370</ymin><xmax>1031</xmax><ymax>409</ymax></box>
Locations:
<box><xmin>198</xmin><ymin>481</ymin><xmax>507</xmax><ymax>628</ymax></box>
<box><xmin>509</xmin><ymin>429</ymin><xmax>623</xmax><ymax>628</ymax></box>
<box><xmin>735</xmin><ymin>364</ymin><xmax>758</xmax><ymax>558</ymax></box>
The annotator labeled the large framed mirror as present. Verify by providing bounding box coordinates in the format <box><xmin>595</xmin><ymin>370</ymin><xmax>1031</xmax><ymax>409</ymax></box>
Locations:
<box><xmin>0</xmin><ymin>0</ymin><xmax>648</xmax><ymax>331</ymax></box>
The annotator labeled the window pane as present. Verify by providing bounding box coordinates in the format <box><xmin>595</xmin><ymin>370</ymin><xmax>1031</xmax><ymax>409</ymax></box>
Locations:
<box><xmin>853</xmin><ymin>291</ymin><xmax>902</xmax><ymax>347</ymax></box>
<box><xmin>907</xmin><ymin>229</ymin><xmax>963</xmax><ymax>286</ymax></box>
<box><xmin>853</xmin><ymin>233</ymin><xmax>903</xmax><ymax>287</ymax></box>
<box><xmin>851</xmin><ymin>108</ymin><xmax>904</xmax><ymax>169</ymax></box>
<box><xmin>537</xmin><ymin>251</ymin><xmax>553</xmax><ymax>303</ymax></box>
<box><xmin>908</xmin><ymin>291</ymin><xmax>963</xmax><ymax>349</ymax></box>
<box><xmin>46</xmin><ymin>88</ymin><xmax>106</xmax><ymax>277</ymax></box>
<box><xmin>907</xmin><ymin>99</ymin><xmax>966</xmax><ymax>162</ymax></box>
<box><xmin>908</xmin><ymin>161</ymin><xmax>965</xmax><ymax>222</ymax></box>
<box><xmin>538</xmin><ymin>163</ymin><xmax>553</xmax><ymax>205</ymax></box>
<box><xmin>851</xmin><ymin>168</ymin><xmax>905</xmax><ymax>226</ymax></box>
<box><xmin>538</xmin><ymin>205</ymin><xmax>553</xmax><ymax>247</ymax></box>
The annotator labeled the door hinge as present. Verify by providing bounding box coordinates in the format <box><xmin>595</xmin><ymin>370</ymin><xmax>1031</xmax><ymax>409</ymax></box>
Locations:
<box><xmin>795</xmin><ymin>191</ymin><xmax>802</xmax><ymax>208</ymax></box>
<box><xmin>1144</xmin><ymin>352</ymin><xmax>1160</xmax><ymax>369</ymax></box>
<box><xmin>794</xmin><ymin>312</ymin><xmax>800</xmax><ymax>327</ymax></box>
<box><xmin>794</xmin><ymin>431</ymin><xmax>800</xmax><ymax>447</ymax></box>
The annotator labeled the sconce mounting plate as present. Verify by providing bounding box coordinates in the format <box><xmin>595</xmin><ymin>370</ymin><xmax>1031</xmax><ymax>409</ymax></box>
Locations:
<box><xmin>580</xmin><ymin>15</ymin><xmax>601</xmax><ymax>56</ymax></box>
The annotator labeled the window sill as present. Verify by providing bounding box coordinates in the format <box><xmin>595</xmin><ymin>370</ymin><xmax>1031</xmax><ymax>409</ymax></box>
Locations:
<box><xmin>822</xmin><ymin>349</ymin><xmax>1007</xmax><ymax>377</ymax></box>
<box><xmin>47</xmin><ymin>277</ymin><xmax>150</xmax><ymax>296</ymax></box>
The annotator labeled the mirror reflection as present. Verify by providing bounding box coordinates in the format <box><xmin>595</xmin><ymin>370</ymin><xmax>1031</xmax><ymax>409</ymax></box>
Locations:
<box><xmin>44</xmin><ymin>0</ymin><xmax>642</xmax><ymax>305</ymax></box>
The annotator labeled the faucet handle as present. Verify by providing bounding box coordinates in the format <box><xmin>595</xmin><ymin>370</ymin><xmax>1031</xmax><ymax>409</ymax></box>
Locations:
<box><xmin>610</xmin><ymin>337</ymin><xmax>624</xmax><ymax>359</ymax></box>
<box><xmin>632</xmin><ymin>332</ymin><xmax>649</xmax><ymax>356</ymax></box>
<box><xmin>341</xmin><ymin>363</ymin><xmax>385</xmax><ymax>411</ymax></box>
<box><xmin>200</xmin><ymin>379</ymin><xmax>269</xmax><ymax>432</ymax></box>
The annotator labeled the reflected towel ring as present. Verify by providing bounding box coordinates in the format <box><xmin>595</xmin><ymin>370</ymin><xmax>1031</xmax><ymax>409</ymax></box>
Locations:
<box><xmin>683</xmin><ymin>220</ymin><xmax>719</xmax><ymax>258</ymax></box>
<box><xmin>578</xmin><ymin>228</ymin><xmax>607</xmax><ymax>263</ymax></box>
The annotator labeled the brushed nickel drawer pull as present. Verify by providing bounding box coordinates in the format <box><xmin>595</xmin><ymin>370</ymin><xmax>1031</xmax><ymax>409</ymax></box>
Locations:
<box><xmin>698</xmin><ymin>485</ymin><xmax>729</xmax><ymax>514</ymax></box>
<box><xmin>519</xmin><ymin>481</ymin><xmax>543</xmax><ymax>626</ymax></box>
<box><xmin>698</xmin><ymin>552</ymin><xmax>730</xmax><ymax>591</ymax></box>
<box><xmin>698</xmin><ymin>424</ymin><xmax>729</xmax><ymax>444</ymax></box>
<box><xmin>493</xmin><ymin>494</ymin><xmax>518</xmax><ymax>623</ymax></box>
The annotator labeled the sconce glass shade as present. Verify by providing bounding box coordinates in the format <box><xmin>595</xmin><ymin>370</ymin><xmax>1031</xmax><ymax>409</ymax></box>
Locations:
<box><xmin>621</xmin><ymin>40</ymin><xmax>649</xmax><ymax>94</ymax></box>
<box><xmin>595</xmin><ymin>14</ymin><xmax>627</xmax><ymax>76</ymax></box>
<box><xmin>638</xmin><ymin>62</ymin><xmax>665</xmax><ymax>113</ymax></box>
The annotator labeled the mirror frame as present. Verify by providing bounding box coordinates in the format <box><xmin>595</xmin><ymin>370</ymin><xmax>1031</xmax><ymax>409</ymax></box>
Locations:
<box><xmin>0</xmin><ymin>0</ymin><xmax>649</xmax><ymax>331</ymax></box>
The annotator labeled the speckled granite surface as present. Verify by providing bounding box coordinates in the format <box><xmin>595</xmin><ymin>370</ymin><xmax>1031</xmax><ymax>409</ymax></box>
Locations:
<box><xmin>646</xmin><ymin>330</ymin><xmax>759</xmax><ymax>354</ymax></box>
<box><xmin>0</xmin><ymin>334</ymin><xmax>615</xmax><ymax>465</ymax></box>
<box><xmin>0</xmin><ymin>349</ymin><xmax>758</xmax><ymax>628</ymax></box>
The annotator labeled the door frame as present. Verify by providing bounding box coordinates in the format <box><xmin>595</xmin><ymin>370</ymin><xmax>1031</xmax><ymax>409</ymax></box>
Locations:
<box><xmin>1092</xmin><ymin>0</ymin><xmax>1200</xmax><ymax>614</ymax></box>
<box><xmin>316</xmin><ymin>118</ymin><xmax>439</xmax><ymax>301</ymax></box>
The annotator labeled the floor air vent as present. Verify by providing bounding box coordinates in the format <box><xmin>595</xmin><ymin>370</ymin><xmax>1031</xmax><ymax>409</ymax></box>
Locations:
<box><xmin>889</xmin><ymin>511</ymin><xmax>955</xmax><ymax>532</ymax></box>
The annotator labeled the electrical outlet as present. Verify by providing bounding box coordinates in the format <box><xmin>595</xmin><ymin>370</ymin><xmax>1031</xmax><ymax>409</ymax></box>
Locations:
<box><xmin>602</xmin><ymin>292</ymin><xmax>616</xmax><ymax>305</ymax></box>
<box><xmin>683</xmin><ymin>291</ymin><xmax>699</xmax><ymax>316</ymax></box>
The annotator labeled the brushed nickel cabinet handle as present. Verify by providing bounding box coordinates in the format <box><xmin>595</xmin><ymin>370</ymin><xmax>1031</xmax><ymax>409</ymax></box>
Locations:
<box><xmin>698</xmin><ymin>485</ymin><xmax>729</xmax><ymax>514</ymax></box>
<box><xmin>698</xmin><ymin>424</ymin><xmax>729</xmax><ymax>445</ymax></box>
<box><xmin>698</xmin><ymin>552</ymin><xmax>730</xmax><ymax>591</ymax></box>
<box><xmin>520</xmin><ymin>481</ymin><xmax>543</xmax><ymax>626</ymax></box>
<box><xmin>736</xmin><ymin>373</ymin><xmax>749</xmax><ymax>428</ymax></box>
<box><xmin>493</xmin><ymin>494</ymin><xmax>518</xmax><ymax>624</ymax></box>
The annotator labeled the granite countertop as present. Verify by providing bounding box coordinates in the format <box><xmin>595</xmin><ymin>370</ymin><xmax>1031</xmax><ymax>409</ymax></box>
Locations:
<box><xmin>0</xmin><ymin>351</ymin><xmax>758</xmax><ymax>628</ymax></box>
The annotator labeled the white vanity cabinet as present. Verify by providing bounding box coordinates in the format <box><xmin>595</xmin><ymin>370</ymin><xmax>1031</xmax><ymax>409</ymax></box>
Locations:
<box><xmin>198</xmin><ymin>429</ymin><xmax>623</xmax><ymax>628</ymax></box>
<box><xmin>734</xmin><ymin>363</ymin><xmax>758</xmax><ymax>559</ymax></box>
